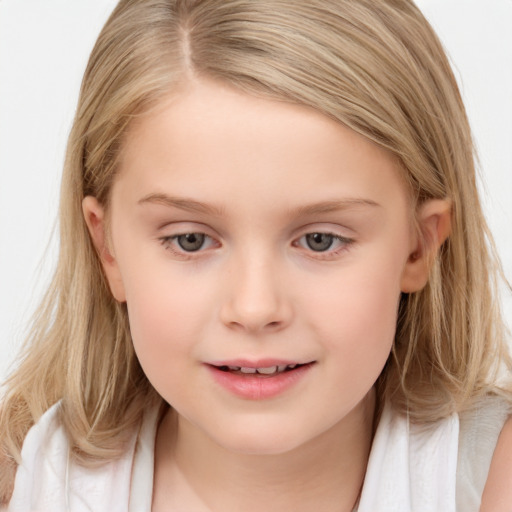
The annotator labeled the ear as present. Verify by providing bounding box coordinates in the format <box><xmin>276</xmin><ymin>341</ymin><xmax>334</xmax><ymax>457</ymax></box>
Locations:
<box><xmin>400</xmin><ymin>199</ymin><xmax>452</xmax><ymax>293</ymax></box>
<box><xmin>82</xmin><ymin>196</ymin><xmax>126</xmax><ymax>302</ymax></box>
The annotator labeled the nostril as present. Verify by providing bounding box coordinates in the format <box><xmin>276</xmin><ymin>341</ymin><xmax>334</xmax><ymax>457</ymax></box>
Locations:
<box><xmin>219</xmin><ymin>292</ymin><xmax>293</xmax><ymax>333</ymax></box>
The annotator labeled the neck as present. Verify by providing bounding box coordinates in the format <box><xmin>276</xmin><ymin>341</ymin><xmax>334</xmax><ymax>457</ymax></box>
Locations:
<box><xmin>153</xmin><ymin>391</ymin><xmax>375</xmax><ymax>512</ymax></box>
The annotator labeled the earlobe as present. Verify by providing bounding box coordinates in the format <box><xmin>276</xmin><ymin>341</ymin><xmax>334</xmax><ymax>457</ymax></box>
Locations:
<box><xmin>400</xmin><ymin>199</ymin><xmax>452</xmax><ymax>293</ymax></box>
<box><xmin>82</xmin><ymin>196</ymin><xmax>126</xmax><ymax>302</ymax></box>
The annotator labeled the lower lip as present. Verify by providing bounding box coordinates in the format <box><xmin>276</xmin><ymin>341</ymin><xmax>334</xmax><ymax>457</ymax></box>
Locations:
<box><xmin>206</xmin><ymin>364</ymin><xmax>314</xmax><ymax>400</ymax></box>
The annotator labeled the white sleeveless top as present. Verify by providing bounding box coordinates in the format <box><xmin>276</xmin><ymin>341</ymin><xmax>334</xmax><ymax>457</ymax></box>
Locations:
<box><xmin>7</xmin><ymin>396</ymin><xmax>510</xmax><ymax>512</ymax></box>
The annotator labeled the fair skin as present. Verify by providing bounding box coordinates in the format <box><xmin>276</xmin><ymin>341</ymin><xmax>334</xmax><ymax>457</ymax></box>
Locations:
<box><xmin>481</xmin><ymin>416</ymin><xmax>512</xmax><ymax>511</ymax></box>
<box><xmin>83</xmin><ymin>80</ymin><xmax>451</xmax><ymax>511</ymax></box>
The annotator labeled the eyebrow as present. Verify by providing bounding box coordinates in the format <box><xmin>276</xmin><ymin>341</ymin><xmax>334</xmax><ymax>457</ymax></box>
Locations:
<box><xmin>138</xmin><ymin>193</ymin><xmax>380</xmax><ymax>217</ymax></box>
<box><xmin>293</xmin><ymin>198</ymin><xmax>381</xmax><ymax>216</ymax></box>
<box><xmin>138</xmin><ymin>193</ymin><xmax>226</xmax><ymax>216</ymax></box>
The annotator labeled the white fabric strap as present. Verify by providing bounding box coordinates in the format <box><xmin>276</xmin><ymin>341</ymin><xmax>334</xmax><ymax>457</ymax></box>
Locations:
<box><xmin>128</xmin><ymin>405</ymin><xmax>160</xmax><ymax>512</ymax></box>
<box><xmin>358</xmin><ymin>403</ymin><xmax>459</xmax><ymax>512</ymax></box>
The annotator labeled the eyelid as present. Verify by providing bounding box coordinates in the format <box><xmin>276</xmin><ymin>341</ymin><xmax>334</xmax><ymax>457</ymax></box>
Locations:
<box><xmin>293</xmin><ymin>230</ymin><xmax>355</xmax><ymax>258</ymax></box>
<box><xmin>294</xmin><ymin>232</ymin><xmax>352</xmax><ymax>248</ymax></box>
<box><xmin>158</xmin><ymin>229</ymin><xmax>221</xmax><ymax>258</ymax></box>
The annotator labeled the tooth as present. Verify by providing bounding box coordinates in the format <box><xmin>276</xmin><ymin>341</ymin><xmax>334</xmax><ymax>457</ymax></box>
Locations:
<box><xmin>240</xmin><ymin>367</ymin><xmax>257</xmax><ymax>374</ymax></box>
<box><xmin>228</xmin><ymin>366</ymin><xmax>241</xmax><ymax>371</ymax></box>
<box><xmin>277</xmin><ymin>365</ymin><xmax>287</xmax><ymax>372</ymax></box>
<box><xmin>287</xmin><ymin>364</ymin><xmax>297</xmax><ymax>369</ymax></box>
<box><xmin>256</xmin><ymin>366</ymin><xmax>278</xmax><ymax>375</ymax></box>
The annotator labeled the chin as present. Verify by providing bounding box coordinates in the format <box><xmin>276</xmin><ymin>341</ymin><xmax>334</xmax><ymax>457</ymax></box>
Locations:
<box><xmin>206</xmin><ymin>417</ymin><xmax>317</xmax><ymax>456</ymax></box>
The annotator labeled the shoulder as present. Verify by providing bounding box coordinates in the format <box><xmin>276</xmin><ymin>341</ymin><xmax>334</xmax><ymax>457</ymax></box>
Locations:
<box><xmin>8</xmin><ymin>402</ymin><xmax>69</xmax><ymax>510</ymax></box>
<box><xmin>457</xmin><ymin>394</ymin><xmax>512</xmax><ymax>511</ymax></box>
<box><xmin>14</xmin><ymin>402</ymin><xmax>67</xmax><ymax>477</ymax></box>
<box><xmin>480</xmin><ymin>411</ymin><xmax>512</xmax><ymax>511</ymax></box>
<box><xmin>8</xmin><ymin>401</ymin><xmax>153</xmax><ymax>512</ymax></box>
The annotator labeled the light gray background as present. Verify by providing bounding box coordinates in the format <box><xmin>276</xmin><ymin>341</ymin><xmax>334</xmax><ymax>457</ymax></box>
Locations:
<box><xmin>1</xmin><ymin>0</ymin><xmax>511</xmax><ymax>382</ymax></box>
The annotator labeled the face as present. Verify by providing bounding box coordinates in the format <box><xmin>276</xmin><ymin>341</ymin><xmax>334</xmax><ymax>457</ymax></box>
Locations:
<box><xmin>84</xmin><ymin>80</ymin><xmax>432</xmax><ymax>455</ymax></box>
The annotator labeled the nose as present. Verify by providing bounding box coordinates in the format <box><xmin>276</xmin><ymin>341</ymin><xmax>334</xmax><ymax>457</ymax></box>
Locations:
<box><xmin>219</xmin><ymin>252</ymin><xmax>293</xmax><ymax>334</ymax></box>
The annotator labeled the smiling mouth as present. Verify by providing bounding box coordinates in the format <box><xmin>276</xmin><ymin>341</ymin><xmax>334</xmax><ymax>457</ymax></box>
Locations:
<box><xmin>214</xmin><ymin>363</ymin><xmax>311</xmax><ymax>376</ymax></box>
<box><xmin>207</xmin><ymin>361</ymin><xmax>315</xmax><ymax>399</ymax></box>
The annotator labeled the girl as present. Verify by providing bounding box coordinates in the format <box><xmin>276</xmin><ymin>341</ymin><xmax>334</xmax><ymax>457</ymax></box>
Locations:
<box><xmin>1</xmin><ymin>1</ymin><xmax>511</xmax><ymax>510</ymax></box>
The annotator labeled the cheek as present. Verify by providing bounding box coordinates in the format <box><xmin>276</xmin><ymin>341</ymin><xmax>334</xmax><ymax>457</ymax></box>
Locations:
<box><xmin>119</xmin><ymin>260</ymin><xmax>215</xmax><ymax>371</ymax></box>
<box><xmin>306</xmin><ymin>255</ymin><xmax>403</xmax><ymax>372</ymax></box>
<box><xmin>126</xmin><ymin>278</ymin><xmax>204</xmax><ymax>343</ymax></box>
<box><xmin>123</xmin><ymin>280</ymin><xmax>209</xmax><ymax>404</ymax></box>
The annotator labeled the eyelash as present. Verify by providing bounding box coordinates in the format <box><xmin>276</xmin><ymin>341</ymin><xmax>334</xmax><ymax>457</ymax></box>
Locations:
<box><xmin>293</xmin><ymin>232</ymin><xmax>354</xmax><ymax>259</ymax></box>
<box><xmin>159</xmin><ymin>233</ymin><xmax>218</xmax><ymax>259</ymax></box>
<box><xmin>159</xmin><ymin>231</ymin><xmax>354</xmax><ymax>259</ymax></box>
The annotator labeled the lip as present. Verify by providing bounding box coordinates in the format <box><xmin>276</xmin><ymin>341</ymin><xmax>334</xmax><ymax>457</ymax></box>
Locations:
<box><xmin>205</xmin><ymin>360</ymin><xmax>315</xmax><ymax>400</ymax></box>
<box><xmin>207</xmin><ymin>358</ymin><xmax>310</xmax><ymax>368</ymax></box>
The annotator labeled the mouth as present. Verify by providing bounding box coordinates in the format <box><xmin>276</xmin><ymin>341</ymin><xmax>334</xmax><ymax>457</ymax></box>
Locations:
<box><xmin>206</xmin><ymin>360</ymin><xmax>315</xmax><ymax>399</ymax></box>
<box><xmin>213</xmin><ymin>363</ymin><xmax>310</xmax><ymax>376</ymax></box>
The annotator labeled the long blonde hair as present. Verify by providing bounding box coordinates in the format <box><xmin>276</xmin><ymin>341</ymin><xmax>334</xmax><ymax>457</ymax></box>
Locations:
<box><xmin>1</xmin><ymin>0</ymin><xmax>509</xmax><ymax>501</ymax></box>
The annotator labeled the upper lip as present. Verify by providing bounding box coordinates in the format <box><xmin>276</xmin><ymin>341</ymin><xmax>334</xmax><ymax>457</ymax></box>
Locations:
<box><xmin>207</xmin><ymin>359</ymin><xmax>314</xmax><ymax>368</ymax></box>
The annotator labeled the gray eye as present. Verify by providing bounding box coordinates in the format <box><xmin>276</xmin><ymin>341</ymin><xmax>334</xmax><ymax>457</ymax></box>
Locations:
<box><xmin>176</xmin><ymin>233</ymin><xmax>206</xmax><ymax>252</ymax></box>
<box><xmin>305</xmin><ymin>233</ymin><xmax>334</xmax><ymax>252</ymax></box>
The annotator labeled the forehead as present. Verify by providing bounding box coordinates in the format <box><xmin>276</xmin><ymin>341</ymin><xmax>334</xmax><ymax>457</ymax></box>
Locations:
<box><xmin>114</xmin><ymin>80</ymin><xmax>410</xmax><ymax>216</ymax></box>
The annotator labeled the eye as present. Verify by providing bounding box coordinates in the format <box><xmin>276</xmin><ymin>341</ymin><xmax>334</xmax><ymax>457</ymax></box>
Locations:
<box><xmin>295</xmin><ymin>232</ymin><xmax>353</xmax><ymax>254</ymax></box>
<box><xmin>160</xmin><ymin>232</ymin><xmax>217</xmax><ymax>254</ymax></box>
<box><xmin>175</xmin><ymin>233</ymin><xmax>206</xmax><ymax>252</ymax></box>
<box><xmin>304</xmin><ymin>233</ymin><xmax>335</xmax><ymax>252</ymax></box>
